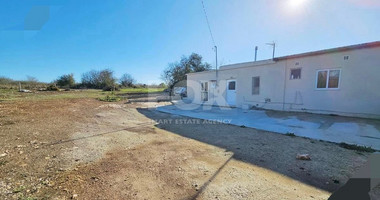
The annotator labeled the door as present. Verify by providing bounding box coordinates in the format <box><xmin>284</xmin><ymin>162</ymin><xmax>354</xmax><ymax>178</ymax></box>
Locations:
<box><xmin>201</xmin><ymin>82</ymin><xmax>208</xmax><ymax>102</ymax></box>
<box><xmin>226</xmin><ymin>80</ymin><xmax>236</xmax><ymax>106</ymax></box>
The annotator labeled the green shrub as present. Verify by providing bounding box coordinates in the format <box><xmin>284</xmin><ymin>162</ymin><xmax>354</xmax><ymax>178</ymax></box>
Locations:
<box><xmin>102</xmin><ymin>85</ymin><xmax>120</xmax><ymax>91</ymax></box>
<box><xmin>339</xmin><ymin>143</ymin><xmax>375</xmax><ymax>153</ymax></box>
<box><xmin>56</xmin><ymin>73</ymin><xmax>75</xmax><ymax>88</ymax></box>
<box><xmin>285</xmin><ymin>132</ymin><xmax>296</xmax><ymax>137</ymax></box>
<box><xmin>46</xmin><ymin>85</ymin><xmax>60</xmax><ymax>91</ymax></box>
<box><xmin>98</xmin><ymin>95</ymin><xmax>121</xmax><ymax>102</ymax></box>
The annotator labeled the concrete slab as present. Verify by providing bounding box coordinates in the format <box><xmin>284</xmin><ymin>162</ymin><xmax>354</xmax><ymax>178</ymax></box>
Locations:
<box><xmin>156</xmin><ymin>103</ymin><xmax>380</xmax><ymax>150</ymax></box>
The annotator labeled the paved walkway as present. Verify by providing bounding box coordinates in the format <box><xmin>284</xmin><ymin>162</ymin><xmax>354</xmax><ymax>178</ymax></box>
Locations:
<box><xmin>156</xmin><ymin>103</ymin><xmax>380</xmax><ymax>150</ymax></box>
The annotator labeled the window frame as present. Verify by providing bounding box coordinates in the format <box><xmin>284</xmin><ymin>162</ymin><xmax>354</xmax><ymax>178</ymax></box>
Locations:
<box><xmin>315</xmin><ymin>68</ymin><xmax>341</xmax><ymax>90</ymax></box>
<box><xmin>290</xmin><ymin>68</ymin><xmax>302</xmax><ymax>80</ymax></box>
<box><xmin>252</xmin><ymin>76</ymin><xmax>260</xmax><ymax>95</ymax></box>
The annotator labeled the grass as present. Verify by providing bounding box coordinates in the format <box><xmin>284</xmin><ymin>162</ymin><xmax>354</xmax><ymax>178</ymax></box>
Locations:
<box><xmin>0</xmin><ymin>160</ymin><xmax>8</xmax><ymax>166</ymax></box>
<box><xmin>0</xmin><ymin>87</ymin><xmax>166</xmax><ymax>102</ymax></box>
<box><xmin>13</xmin><ymin>186</ymin><xmax>25</xmax><ymax>193</ymax></box>
<box><xmin>18</xmin><ymin>195</ymin><xmax>37</xmax><ymax>200</ymax></box>
<box><xmin>119</xmin><ymin>87</ymin><xmax>166</xmax><ymax>94</ymax></box>
<box><xmin>98</xmin><ymin>95</ymin><xmax>122</xmax><ymax>102</ymax></box>
<box><xmin>285</xmin><ymin>132</ymin><xmax>296</xmax><ymax>137</ymax></box>
<box><xmin>339</xmin><ymin>142</ymin><xmax>376</xmax><ymax>153</ymax></box>
<box><xmin>0</xmin><ymin>88</ymin><xmax>103</xmax><ymax>101</ymax></box>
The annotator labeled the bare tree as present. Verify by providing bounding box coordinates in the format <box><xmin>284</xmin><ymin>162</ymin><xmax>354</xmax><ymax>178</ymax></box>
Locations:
<box><xmin>26</xmin><ymin>76</ymin><xmax>38</xmax><ymax>89</ymax></box>
<box><xmin>81</xmin><ymin>69</ymin><xmax>117</xmax><ymax>90</ymax></box>
<box><xmin>119</xmin><ymin>73</ymin><xmax>136</xmax><ymax>87</ymax></box>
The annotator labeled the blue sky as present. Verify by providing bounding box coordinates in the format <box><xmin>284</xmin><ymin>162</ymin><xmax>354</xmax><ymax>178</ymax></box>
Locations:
<box><xmin>0</xmin><ymin>0</ymin><xmax>379</xmax><ymax>84</ymax></box>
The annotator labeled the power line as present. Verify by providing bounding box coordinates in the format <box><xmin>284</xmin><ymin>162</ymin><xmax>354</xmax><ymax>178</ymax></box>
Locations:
<box><xmin>201</xmin><ymin>0</ymin><xmax>216</xmax><ymax>47</ymax></box>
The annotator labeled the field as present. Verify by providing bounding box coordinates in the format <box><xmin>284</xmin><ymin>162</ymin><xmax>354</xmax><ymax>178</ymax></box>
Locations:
<box><xmin>0</xmin><ymin>88</ymin><xmax>166</xmax><ymax>102</ymax></box>
<box><xmin>119</xmin><ymin>87</ymin><xmax>166</xmax><ymax>93</ymax></box>
<box><xmin>0</xmin><ymin>89</ymin><xmax>378</xmax><ymax>199</ymax></box>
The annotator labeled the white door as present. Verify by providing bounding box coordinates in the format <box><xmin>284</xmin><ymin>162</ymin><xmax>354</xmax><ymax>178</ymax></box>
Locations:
<box><xmin>226</xmin><ymin>80</ymin><xmax>236</xmax><ymax>106</ymax></box>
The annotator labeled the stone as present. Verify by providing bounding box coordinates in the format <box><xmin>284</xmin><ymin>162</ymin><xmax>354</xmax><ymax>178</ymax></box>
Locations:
<box><xmin>296</xmin><ymin>154</ymin><xmax>311</xmax><ymax>160</ymax></box>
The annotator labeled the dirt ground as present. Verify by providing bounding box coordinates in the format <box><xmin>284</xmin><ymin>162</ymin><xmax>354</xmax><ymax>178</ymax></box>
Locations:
<box><xmin>0</xmin><ymin>96</ymin><xmax>378</xmax><ymax>199</ymax></box>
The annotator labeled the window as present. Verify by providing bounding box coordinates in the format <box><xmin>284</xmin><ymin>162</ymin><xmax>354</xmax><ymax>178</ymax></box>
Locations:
<box><xmin>328</xmin><ymin>70</ymin><xmax>340</xmax><ymax>88</ymax></box>
<box><xmin>290</xmin><ymin>68</ymin><xmax>301</xmax><ymax>80</ymax></box>
<box><xmin>228</xmin><ymin>81</ymin><xmax>235</xmax><ymax>90</ymax></box>
<box><xmin>317</xmin><ymin>71</ymin><xmax>327</xmax><ymax>88</ymax></box>
<box><xmin>316</xmin><ymin>69</ymin><xmax>341</xmax><ymax>89</ymax></box>
<box><xmin>252</xmin><ymin>76</ymin><xmax>260</xmax><ymax>95</ymax></box>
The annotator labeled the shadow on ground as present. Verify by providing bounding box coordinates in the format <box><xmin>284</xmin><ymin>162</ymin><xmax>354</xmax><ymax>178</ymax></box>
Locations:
<box><xmin>137</xmin><ymin>107</ymin><xmax>372</xmax><ymax>194</ymax></box>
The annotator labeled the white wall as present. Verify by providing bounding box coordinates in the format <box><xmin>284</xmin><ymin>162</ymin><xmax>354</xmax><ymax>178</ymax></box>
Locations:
<box><xmin>187</xmin><ymin>46</ymin><xmax>380</xmax><ymax>118</ymax></box>
<box><xmin>283</xmin><ymin>47</ymin><xmax>380</xmax><ymax>118</ymax></box>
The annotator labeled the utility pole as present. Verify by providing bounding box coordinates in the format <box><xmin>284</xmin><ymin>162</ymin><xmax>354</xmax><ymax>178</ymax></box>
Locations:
<box><xmin>254</xmin><ymin>46</ymin><xmax>258</xmax><ymax>61</ymax></box>
<box><xmin>215</xmin><ymin>46</ymin><xmax>218</xmax><ymax>70</ymax></box>
<box><xmin>214</xmin><ymin>46</ymin><xmax>218</xmax><ymax>85</ymax></box>
<box><xmin>266</xmin><ymin>42</ymin><xmax>276</xmax><ymax>60</ymax></box>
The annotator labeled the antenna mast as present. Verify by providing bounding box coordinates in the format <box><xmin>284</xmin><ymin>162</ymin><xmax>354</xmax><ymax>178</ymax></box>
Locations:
<box><xmin>254</xmin><ymin>46</ymin><xmax>258</xmax><ymax>61</ymax></box>
<box><xmin>266</xmin><ymin>42</ymin><xmax>276</xmax><ymax>60</ymax></box>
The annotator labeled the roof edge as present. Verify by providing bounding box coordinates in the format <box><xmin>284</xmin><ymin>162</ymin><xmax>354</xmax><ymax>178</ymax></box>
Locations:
<box><xmin>186</xmin><ymin>41</ymin><xmax>380</xmax><ymax>76</ymax></box>
<box><xmin>275</xmin><ymin>41</ymin><xmax>380</xmax><ymax>61</ymax></box>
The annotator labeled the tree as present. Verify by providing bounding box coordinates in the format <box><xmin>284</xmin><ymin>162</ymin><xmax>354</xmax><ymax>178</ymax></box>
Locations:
<box><xmin>0</xmin><ymin>76</ymin><xmax>13</xmax><ymax>85</ymax></box>
<box><xmin>158</xmin><ymin>83</ymin><xmax>166</xmax><ymax>88</ymax></box>
<box><xmin>119</xmin><ymin>73</ymin><xmax>136</xmax><ymax>87</ymax></box>
<box><xmin>26</xmin><ymin>76</ymin><xmax>38</xmax><ymax>89</ymax></box>
<box><xmin>161</xmin><ymin>53</ymin><xmax>211</xmax><ymax>89</ymax></box>
<box><xmin>81</xmin><ymin>70</ymin><xmax>99</xmax><ymax>88</ymax></box>
<box><xmin>81</xmin><ymin>69</ymin><xmax>117</xmax><ymax>90</ymax></box>
<box><xmin>56</xmin><ymin>73</ymin><xmax>75</xmax><ymax>88</ymax></box>
<box><xmin>26</xmin><ymin>76</ymin><xmax>38</xmax><ymax>83</ymax></box>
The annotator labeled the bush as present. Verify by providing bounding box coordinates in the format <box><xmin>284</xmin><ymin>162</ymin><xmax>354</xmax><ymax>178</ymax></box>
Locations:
<box><xmin>46</xmin><ymin>85</ymin><xmax>60</xmax><ymax>91</ymax></box>
<box><xmin>119</xmin><ymin>73</ymin><xmax>136</xmax><ymax>87</ymax></box>
<box><xmin>102</xmin><ymin>85</ymin><xmax>120</xmax><ymax>91</ymax></box>
<box><xmin>285</xmin><ymin>132</ymin><xmax>296</xmax><ymax>137</ymax></box>
<box><xmin>81</xmin><ymin>69</ymin><xmax>117</xmax><ymax>89</ymax></box>
<box><xmin>98</xmin><ymin>95</ymin><xmax>121</xmax><ymax>102</ymax></box>
<box><xmin>339</xmin><ymin>142</ymin><xmax>375</xmax><ymax>153</ymax></box>
<box><xmin>56</xmin><ymin>74</ymin><xmax>75</xmax><ymax>88</ymax></box>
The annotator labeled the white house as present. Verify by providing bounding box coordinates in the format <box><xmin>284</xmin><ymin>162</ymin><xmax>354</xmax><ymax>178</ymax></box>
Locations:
<box><xmin>186</xmin><ymin>41</ymin><xmax>380</xmax><ymax>119</ymax></box>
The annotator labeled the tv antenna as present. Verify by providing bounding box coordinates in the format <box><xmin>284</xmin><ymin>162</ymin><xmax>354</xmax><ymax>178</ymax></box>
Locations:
<box><xmin>266</xmin><ymin>42</ymin><xmax>276</xmax><ymax>60</ymax></box>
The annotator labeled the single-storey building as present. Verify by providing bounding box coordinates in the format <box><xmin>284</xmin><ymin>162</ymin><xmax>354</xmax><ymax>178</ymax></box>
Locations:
<box><xmin>186</xmin><ymin>41</ymin><xmax>380</xmax><ymax>119</ymax></box>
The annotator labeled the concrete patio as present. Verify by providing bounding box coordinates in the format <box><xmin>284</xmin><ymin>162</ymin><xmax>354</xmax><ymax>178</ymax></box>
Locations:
<box><xmin>156</xmin><ymin>103</ymin><xmax>380</xmax><ymax>150</ymax></box>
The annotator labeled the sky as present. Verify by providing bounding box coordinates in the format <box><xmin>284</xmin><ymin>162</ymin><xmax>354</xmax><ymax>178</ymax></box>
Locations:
<box><xmin>0</xmin><ymin>0</ymin><xmax>379</xmax><ymax>84</ymax></box>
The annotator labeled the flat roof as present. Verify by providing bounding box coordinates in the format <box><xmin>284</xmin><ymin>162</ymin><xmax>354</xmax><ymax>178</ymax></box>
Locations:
<box><xmin>275</xmin><ymin>40</ymin><xmax>380</xmax><ymax>61</ymax></box>
<box><xmin>187</xmin><ymin>41</ymin><xmax>380</xmax><ymax>75</ymax></box>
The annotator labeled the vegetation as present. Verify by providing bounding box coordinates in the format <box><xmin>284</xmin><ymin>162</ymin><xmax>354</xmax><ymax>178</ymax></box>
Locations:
<box><xmin>0</xmin><ymin>76</ymin><xmax>46</xmax><ymax>90</ymax></box>
<box><xmin>12</xmin><ymin>186</ymin><xmax>25</xmax><ymax>193</ymax></box>
<box><xmin>0</xmin><ymin>68</ymin><xmax>167</xmax><ymax>100</ymax></box>
<box><xmin>98</xmin><ymin>95</ymin><xmax>122</xmax><ymax>102</ymax></box>
<box><xmin>81</xmin><ymin>69</ymin><xmax>117</xmax><ymax>90</ymax></box>
<box><xmin>55</xmin><ymin>73</ymin><xmax>75</xmax><ymax>88</ymax></box>
<box><xmin>339</xmin><ymin>142</ymin><xmax>375</xmax><ymax>153</ymax></box>
<box><xmin>46</xmin><ymin>85</ymin><xmax>60</xmax><ymax>91</ymax></box>
<box><xmin>119</xmin><ymin>87</ymin><xmax>166</xmax><ymax>93</ymax></box>
<box><xmin>0</xmin><ymin>160</ymin><xmax>8</xmax><ymax>166</ymax></box>
<box><xmin>285</xmin><ymin>132</ymin><xmax>296</xmax><ymax>137</ymax></box>
<box><xmin>0</xmin><ymin>89</ymin><xmax>104</xmax><ymax>101</ymax></box>
<box><xmin>0</xmin><ymin>87</ymin><xmax>166</xmax><ymax>102</ymax></box>
<box><xmin>119</xmin><ymin>73</ymin><xmax>136</xmax><ymax>87</ymax></box>
<box><xmin>161</xmin><ymin>53</ymin><xmax>211</xmax><ymax>89</ymax></box>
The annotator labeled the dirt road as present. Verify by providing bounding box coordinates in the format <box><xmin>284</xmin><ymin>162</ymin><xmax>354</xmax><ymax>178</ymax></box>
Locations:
<box><xmin>0</xmin><ymin>98</ymin><xmax>376</xmax><ymax>199</ymax></box>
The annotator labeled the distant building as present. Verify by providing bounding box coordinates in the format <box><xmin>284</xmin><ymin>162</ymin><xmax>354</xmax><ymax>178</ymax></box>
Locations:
<box><xmin>187</xmin><ymin>41</ymin><xmax>380</xmax><ymax>119</ymax></box>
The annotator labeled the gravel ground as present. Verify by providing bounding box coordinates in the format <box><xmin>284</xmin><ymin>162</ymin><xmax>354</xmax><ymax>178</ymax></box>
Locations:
<box><xmin>0</xmin><ymin>97</ymin><xmax>377</xmax><ymax>199</ymax></box>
